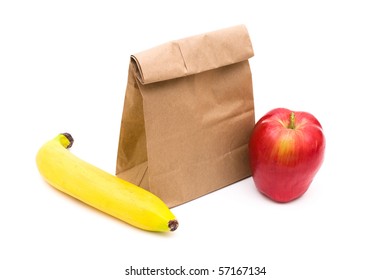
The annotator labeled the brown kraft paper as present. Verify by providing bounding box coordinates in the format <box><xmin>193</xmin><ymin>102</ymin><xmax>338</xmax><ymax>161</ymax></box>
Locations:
<box><xmin>116</xmin><ymin>25</ymin><xmax>255</xmax><ymax>207</ymax></box>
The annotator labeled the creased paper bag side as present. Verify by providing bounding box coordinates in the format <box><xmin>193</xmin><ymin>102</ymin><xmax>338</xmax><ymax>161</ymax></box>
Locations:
<box><xmin>115</xmin><ymin>62</ymin><xmax>150</xmax><ymax>190</ymax></box>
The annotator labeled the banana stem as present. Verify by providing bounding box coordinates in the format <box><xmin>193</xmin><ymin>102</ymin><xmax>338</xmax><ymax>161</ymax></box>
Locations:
<box><xmin>168</xmin><ymin>220</ymin><xmax>179</xmax><ymax>231</ymax></box>
<box><xmin>61</xmin><ymin>133</ymin><xmax>74</xmax><ymax>148</ymax></box>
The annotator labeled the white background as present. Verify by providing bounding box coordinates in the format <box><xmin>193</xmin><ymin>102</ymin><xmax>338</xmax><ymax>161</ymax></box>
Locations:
<box><xmin>1</xmin><ymin>0</ymin><xmax>390</xmax><ymax>279</ymax></box>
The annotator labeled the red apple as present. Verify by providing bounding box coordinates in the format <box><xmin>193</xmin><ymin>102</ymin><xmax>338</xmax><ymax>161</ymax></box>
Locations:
<box><xmin>249</xmin><ymin>108</ymin><xmax>325</xmax><ymax>202</ymax></box>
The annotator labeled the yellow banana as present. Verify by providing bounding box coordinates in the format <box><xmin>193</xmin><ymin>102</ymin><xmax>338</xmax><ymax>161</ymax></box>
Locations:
<box><xmin>36</xmin><ymin>133</ymin><xmax>178</xmax><ymax>232</ymax></box>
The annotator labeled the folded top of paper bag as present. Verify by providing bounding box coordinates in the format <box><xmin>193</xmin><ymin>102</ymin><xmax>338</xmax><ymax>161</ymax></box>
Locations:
<box><xmin>132</xmin><ymin>25</ymin><xmax>254</xmax><ymax>85</ymax></box>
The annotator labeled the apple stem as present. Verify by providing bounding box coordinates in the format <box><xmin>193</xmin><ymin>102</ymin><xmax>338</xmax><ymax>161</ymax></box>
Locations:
<box><xmin>288</xmin><ymin>112</ymin><xmax>296</xmax><ymax>129</ymax></box>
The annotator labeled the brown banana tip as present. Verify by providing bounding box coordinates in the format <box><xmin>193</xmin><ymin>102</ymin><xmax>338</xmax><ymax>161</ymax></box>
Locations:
<box><xmin>61</xmin><ymin>133</ymin><xmax>74</xmax><ymax>149</ymax></box>
<box><xmin>168</xmin><ymin>219</ymin><xmax>179</xmax><ymax>232</ymax></box>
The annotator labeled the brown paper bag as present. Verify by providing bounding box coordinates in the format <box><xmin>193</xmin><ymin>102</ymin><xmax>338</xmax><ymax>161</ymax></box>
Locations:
<box><xmin>116</xmin><ymin>25</ymin><xmax>255</xmax><ymax>207</ymax></box>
